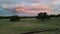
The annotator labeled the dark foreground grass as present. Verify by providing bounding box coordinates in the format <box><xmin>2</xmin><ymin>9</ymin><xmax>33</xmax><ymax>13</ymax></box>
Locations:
<box><xmin>0</xmin><ymin>18</ymin><xmax>60</xmax><ymax>34</ymax></box>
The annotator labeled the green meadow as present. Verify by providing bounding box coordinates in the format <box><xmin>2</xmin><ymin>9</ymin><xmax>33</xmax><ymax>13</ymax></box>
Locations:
<box><xmin>0</xmin><ymin>18</ymin><xmax>60</xmax><ymax>34</ymax></box>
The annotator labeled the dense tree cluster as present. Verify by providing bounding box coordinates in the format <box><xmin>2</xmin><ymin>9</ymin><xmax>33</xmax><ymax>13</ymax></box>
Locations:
<box><xmin>36</xmin><ymin>12</ymin><xmax>50</xmax><ymax>21</ymax></box>
<box><xmin>50</xmin><ymin>14</ymin><xmax>60</xmax><ymax>18</ymax></box>
<box><xmin>10</xmin><ymin>15</ymin><xmax>20</xmax><ymax>22</ymax></box>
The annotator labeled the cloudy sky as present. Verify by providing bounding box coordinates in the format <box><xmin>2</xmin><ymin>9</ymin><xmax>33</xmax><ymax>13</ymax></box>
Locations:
<box><xmin>0</xmin><ymin>0</ymin><xmax>60</xmax><ymax>16</ymax></box>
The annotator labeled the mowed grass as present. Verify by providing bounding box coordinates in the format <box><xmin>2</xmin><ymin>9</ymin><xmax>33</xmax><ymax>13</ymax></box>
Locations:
<box><xmin>0</xmin><ymin>18</ymin><xmax>60</xmax><ymax>34</ymax></box>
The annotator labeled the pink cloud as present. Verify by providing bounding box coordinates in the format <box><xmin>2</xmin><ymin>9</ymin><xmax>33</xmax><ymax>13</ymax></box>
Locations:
<box><xmin>52</xmin><ymin>0</ymin><xmax>60</xmax><ymax>4</ymax></box>
<box><xmin>14</xmin><ymin>4</ymin><xmax>52</xmax><ymax>14</ymax></box>
<box><xmin>2</xmin><ymin>4</ymin><xmax>53</xmax><ymax>14</ymax></box>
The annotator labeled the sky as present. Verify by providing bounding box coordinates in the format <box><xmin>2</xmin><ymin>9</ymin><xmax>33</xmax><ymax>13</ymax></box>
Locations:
<box><xmin>0</xmin><ymin>0</ymin><xmax>60</xmax><ymax>16</ymax></box>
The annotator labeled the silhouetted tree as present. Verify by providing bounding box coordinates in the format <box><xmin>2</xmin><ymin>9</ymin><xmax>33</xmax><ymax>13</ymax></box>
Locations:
<box><xmin>57</xmin><ymin>14</ymin><xmax>60</xmax><ymax>17</ymax></box>
<box><xmin>50</xmin><ymin>14</ymin><xmax>58</xmax><ymax>18</ymax></box>
<box><xmin>43</xmin><ymin>12</ymin><xmax>50</xmax><ymax>20</ymax></box>
<box><xmin>36</xmin><ymin>12</ymin><xmax>50</xmax><ymax>21</ymax></box>
<box><xmin>10</xmin><ymin>15</ymin><xmax>20</xmax><ymax>22</ymax></box>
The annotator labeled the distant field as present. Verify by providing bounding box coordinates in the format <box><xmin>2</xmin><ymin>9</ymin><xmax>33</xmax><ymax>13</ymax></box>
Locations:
<box><xmin>0</xmin><ymin>18</ymin><xmax>60</xmax><ymax>34</ymax></box>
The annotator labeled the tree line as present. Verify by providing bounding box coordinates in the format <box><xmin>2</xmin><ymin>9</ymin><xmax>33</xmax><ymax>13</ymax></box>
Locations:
<box><xmin>0</xmin><ymin>12</ymin><xmax>60</xmax><ymax>21</ymax></box>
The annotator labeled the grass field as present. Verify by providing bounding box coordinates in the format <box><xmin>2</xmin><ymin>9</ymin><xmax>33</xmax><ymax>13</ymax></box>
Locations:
<box><xmin>0</xmin><ymin>18</ymin><xmax>60</xmax><ymax>34</ymax></box>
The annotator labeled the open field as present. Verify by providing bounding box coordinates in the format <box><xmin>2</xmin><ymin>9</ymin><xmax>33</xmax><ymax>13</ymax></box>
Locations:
<box><xmin>0</xmin><ymin>18</ymin><xmax>60</xmax><ymax>34</ymax></box>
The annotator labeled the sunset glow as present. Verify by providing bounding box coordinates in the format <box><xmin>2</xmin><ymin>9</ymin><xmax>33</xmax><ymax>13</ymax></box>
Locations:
<box><xmin>0</xmin><ymin>0</ymin><xmax>60</xmax><ymax>16</ymax></box>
